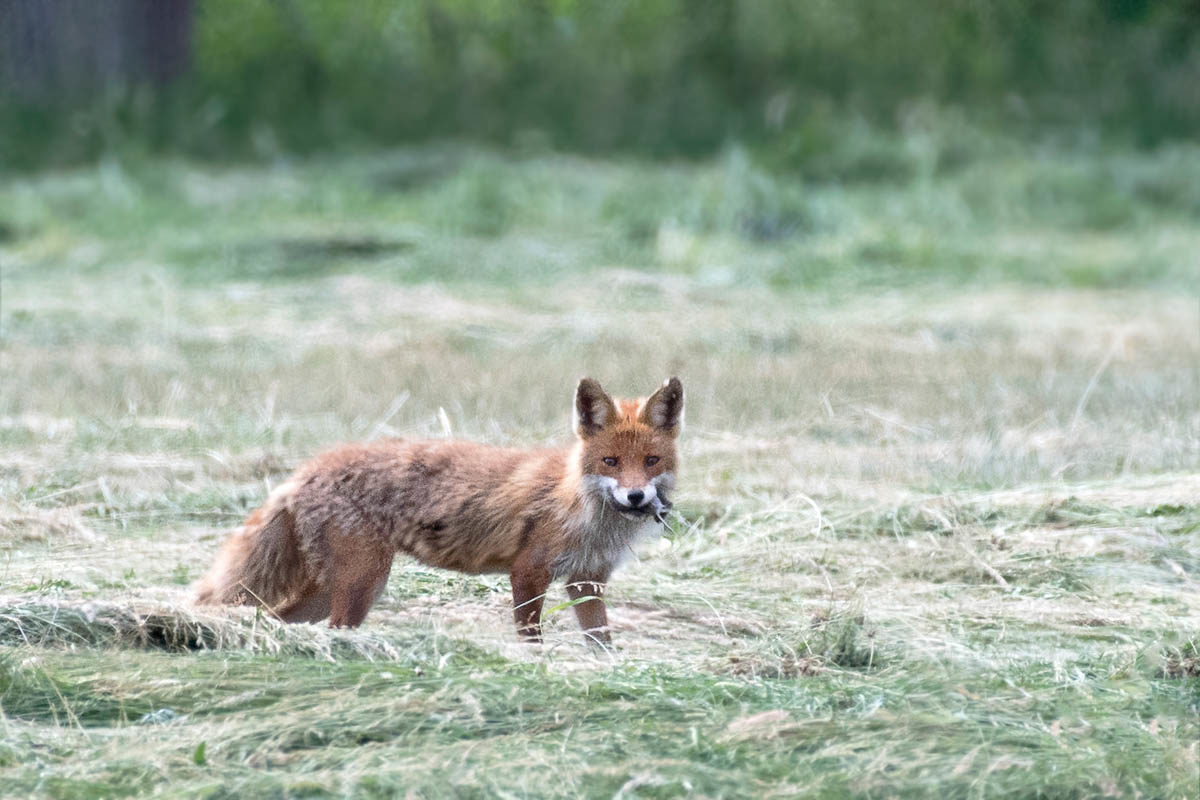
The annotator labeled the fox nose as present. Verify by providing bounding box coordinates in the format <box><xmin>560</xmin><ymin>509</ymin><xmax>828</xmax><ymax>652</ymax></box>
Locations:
<box><xmin>626</xmin><ymin>489</ymin><xmax>645</xmax><ymax>507</ymax></box>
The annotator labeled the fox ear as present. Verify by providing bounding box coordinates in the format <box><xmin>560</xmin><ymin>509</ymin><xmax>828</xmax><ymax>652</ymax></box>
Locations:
<box><xmin>638</xmin><ymin>377</ymin><xmax>684</xmax><ymax>435</ymax></box>
<box><xmin>574</xmin><ymin>378</ymin><xmax>618</xmax><ymax>438</ymax></box>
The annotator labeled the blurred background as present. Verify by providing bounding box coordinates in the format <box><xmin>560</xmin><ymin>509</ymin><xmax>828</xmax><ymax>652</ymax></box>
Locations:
<box><xmin>2</xmin><ymin>0</ymin><xmax>1199</xmax><ymax>167</ymax></box>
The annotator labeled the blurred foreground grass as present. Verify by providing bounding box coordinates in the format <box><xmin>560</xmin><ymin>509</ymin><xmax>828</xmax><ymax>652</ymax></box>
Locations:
<box><xmin>1</xmin><ymin>145</ymin><xmax>1198</xmax><ymax>797</ymax></box>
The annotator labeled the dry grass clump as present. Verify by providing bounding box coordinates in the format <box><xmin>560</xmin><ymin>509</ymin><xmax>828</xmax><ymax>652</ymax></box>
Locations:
<box><xmin>718</xmin><ymin>603</ymin><xmax>877</xmax><ymax>678</ymax></box>
<box><xmin>723</xmin><ymin>639</ymin><xmax>826</xmax><ymax>679</ymax></box>
<box><xmin>0</xmin><ymin>598</ymin><xmax>427</xmax><ymax>661</ymax></box>
<box><xmin>1162</xmin><ymin>639</ymin><xmax>1200</xmax><ymax>679</ymax></box>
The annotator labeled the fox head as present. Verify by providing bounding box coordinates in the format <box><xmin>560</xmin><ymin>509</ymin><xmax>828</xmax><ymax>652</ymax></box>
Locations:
<box><xmin>573</xmin><ymin>376</ymin><xmax>683</xmax><ymax>519</ymax></box>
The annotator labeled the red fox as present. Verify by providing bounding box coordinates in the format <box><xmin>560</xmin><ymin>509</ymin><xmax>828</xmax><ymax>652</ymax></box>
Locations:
<box><xmin>195</xmin><ymin>377</ymin><xmax>683</xmax><ymax>645</ymax></box>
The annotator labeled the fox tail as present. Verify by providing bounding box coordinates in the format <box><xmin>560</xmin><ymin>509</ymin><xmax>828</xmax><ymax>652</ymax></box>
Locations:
<box><xmin>194</xmin><ymin>481</ymin><xmax>306</xmax><ymax>609</ymax></box>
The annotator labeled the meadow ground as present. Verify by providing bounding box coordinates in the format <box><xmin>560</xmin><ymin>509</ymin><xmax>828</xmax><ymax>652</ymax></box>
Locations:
<box><xmin>1</xmin><ymin>142</ymin><xmax>1198</xmax><ymax>798</ymax></box>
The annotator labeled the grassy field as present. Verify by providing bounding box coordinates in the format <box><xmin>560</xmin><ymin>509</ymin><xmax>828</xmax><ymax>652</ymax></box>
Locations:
<box><xmin>1</xmin><ymin>143</ymin><xmax>1198</xmax><ymax>798</ymax></box>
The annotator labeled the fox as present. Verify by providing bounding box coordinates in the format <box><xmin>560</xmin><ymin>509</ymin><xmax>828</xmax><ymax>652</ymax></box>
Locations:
<box><xmin>194</xmin><ymin>377</ymin><xmax>684</xmax><ymax>645</ymax></box>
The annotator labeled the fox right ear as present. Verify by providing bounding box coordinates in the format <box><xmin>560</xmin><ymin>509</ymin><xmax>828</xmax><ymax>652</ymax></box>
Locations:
<box><xmin>573</xmin><ymin>377</ymin><xmax>617</xmax><ymax>438</ymax></box>
<box><xmin>638</xmin><ymin>376</ymin><xmax>684</xmax><ymax>435</ymax></box>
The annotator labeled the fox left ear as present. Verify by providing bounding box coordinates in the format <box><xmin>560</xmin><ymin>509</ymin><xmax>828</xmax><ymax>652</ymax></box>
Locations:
<box><xmin>574</xmin><ymin>377</ymin><xmax>618</xmax><ymax>439</ymax></box>
<box><xmin>638</xmin><ymin>377</ymin><xmax>684</xmax><ymax>436</ymax></box>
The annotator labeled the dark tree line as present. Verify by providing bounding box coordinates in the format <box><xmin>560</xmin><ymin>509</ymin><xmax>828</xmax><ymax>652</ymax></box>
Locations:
<box><xmin>1</xmin><ymin>0</ymin><xmax>1197</xmax><ymax>169</ymax></box>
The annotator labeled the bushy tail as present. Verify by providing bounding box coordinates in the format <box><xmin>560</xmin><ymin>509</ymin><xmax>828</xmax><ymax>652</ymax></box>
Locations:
<box><xmin>194</xmin><ymin>481</ymin><xmax>306</xmax><ymax>609</ymax></box>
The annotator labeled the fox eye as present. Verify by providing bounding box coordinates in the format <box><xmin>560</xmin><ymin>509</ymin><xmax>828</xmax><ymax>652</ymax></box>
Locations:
<box><xmin>645</xmin><ymin>456</ymin><xmax>660</xmax><ymax>467</ymax></box>
<box><xmin>602</xmin><ymin>457</ymin><xmax>619</xmax><ymax>467</ymax></box>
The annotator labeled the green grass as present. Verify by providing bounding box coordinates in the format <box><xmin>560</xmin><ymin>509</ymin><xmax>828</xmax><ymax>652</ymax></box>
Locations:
<box><xmin>0</xmin><ymin>144</ymin><xmax>1197</xmax><ymax>798</ymax></box>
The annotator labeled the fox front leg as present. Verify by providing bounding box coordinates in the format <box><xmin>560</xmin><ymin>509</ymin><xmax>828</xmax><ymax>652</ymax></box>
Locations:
<box><xmin>566</xmin><ymin>577</ymin><xmax>611</xmax><ymax>648</ymax></box>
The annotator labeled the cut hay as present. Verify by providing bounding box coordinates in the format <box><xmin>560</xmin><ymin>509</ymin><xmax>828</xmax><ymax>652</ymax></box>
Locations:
<box><xmin>0</xmin><ymin>598</ymin><xmax>453</xmax><ymax>662</ymax></box>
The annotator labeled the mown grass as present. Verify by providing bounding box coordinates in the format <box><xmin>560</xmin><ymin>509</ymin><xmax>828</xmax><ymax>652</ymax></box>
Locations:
<box><xmin>1</xmin><ymin>143</ymin><xmax>1197</xmax><ymax>798</ymax></box>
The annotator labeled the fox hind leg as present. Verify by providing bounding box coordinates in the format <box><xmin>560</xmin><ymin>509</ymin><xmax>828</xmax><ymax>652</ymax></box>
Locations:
<box><xmin>274</xmin><ymin>582</ymin><xmax>332</xmax><ymax>624</ymax></box>
<box><xmin>328</xmin><ymin>544</ymin><xmax>394</xmax><ymax>628</ymax></box>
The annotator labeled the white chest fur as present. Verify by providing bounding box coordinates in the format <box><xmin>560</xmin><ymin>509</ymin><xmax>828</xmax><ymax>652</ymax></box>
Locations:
<box><xmin>552</xmin><ymin>501</ymin><xmax>663</xmax><ymax>580</ymax></box>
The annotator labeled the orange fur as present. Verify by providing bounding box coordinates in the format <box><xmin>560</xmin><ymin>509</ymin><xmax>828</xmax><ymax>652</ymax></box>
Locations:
<box><xmin>194</xmin><ymin>377</ymin><xmax>684</xmax><ymax>644</ymax></box>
